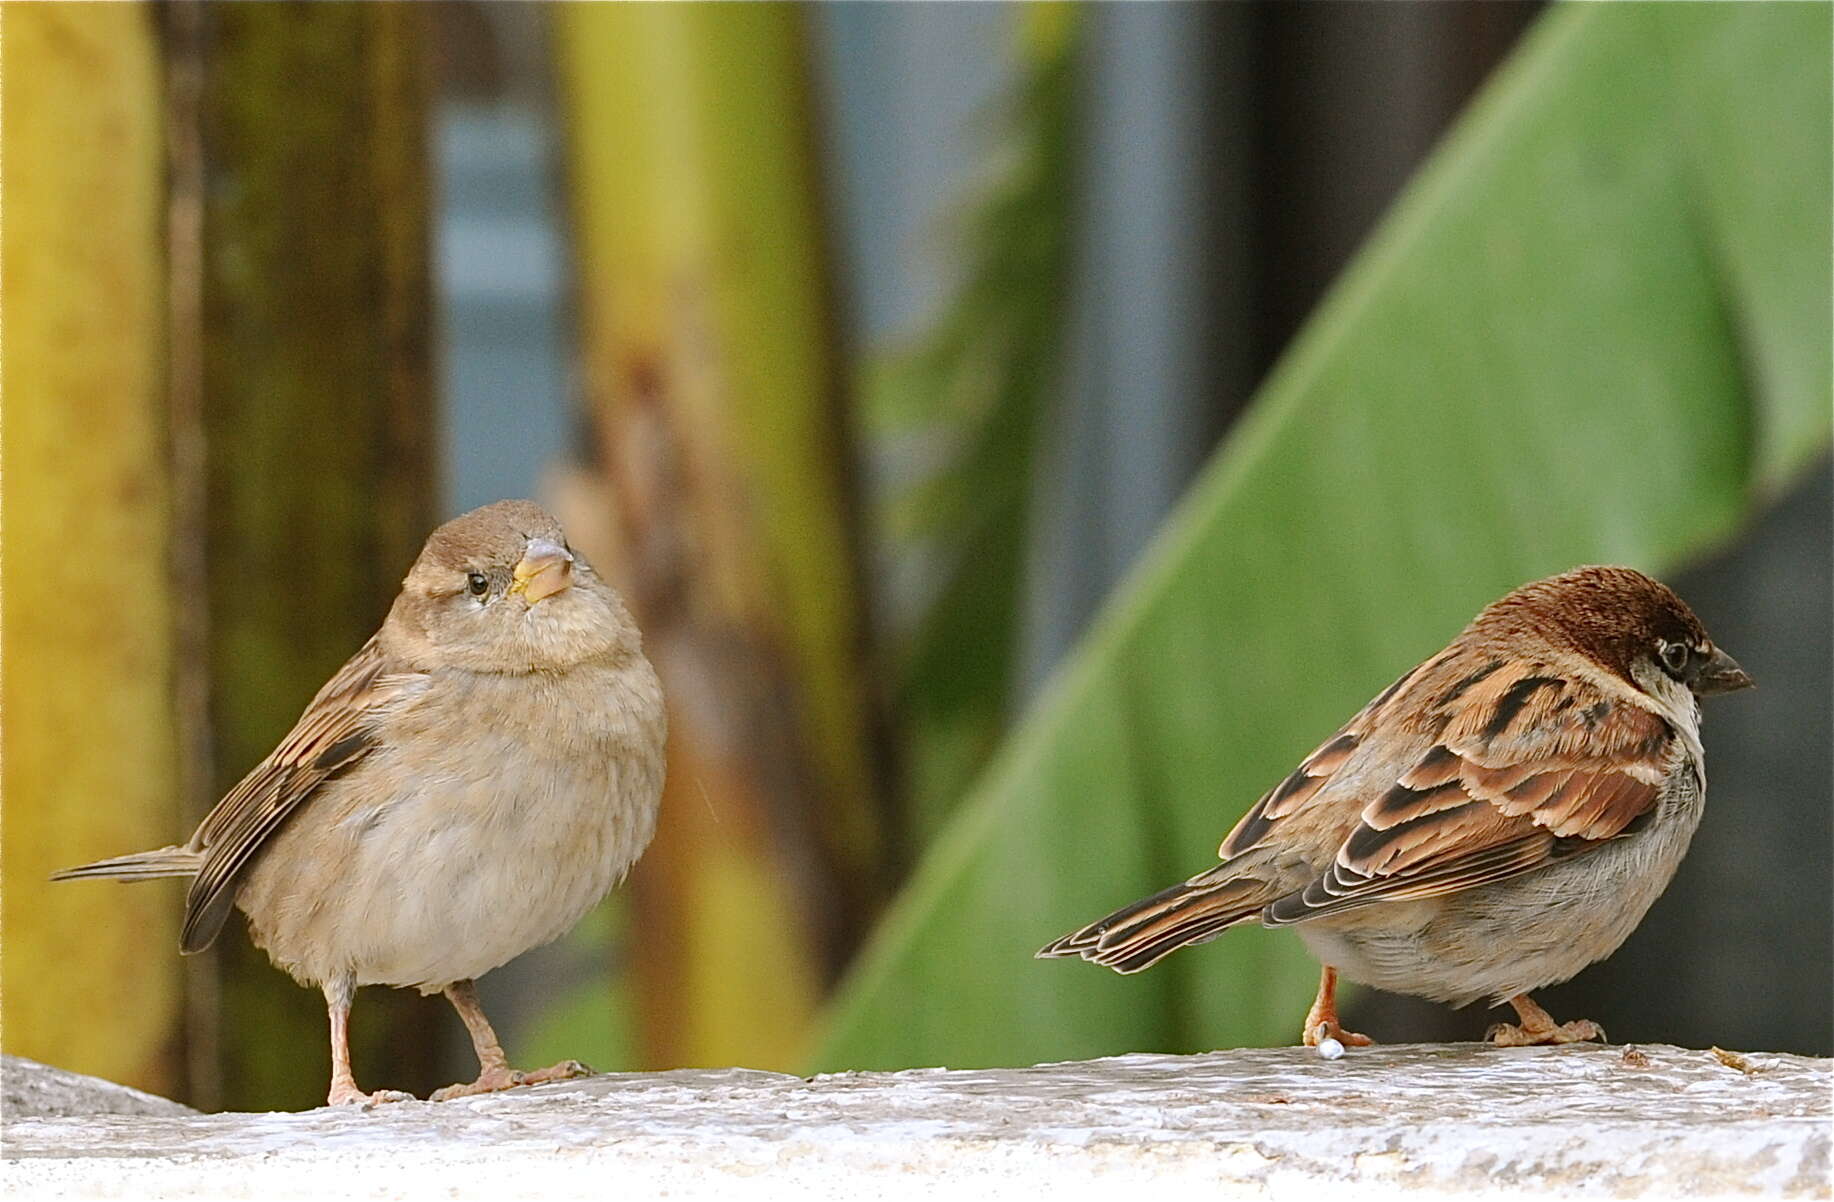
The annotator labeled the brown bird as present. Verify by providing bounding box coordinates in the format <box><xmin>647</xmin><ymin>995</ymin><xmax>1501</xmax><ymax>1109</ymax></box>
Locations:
<box><xmin>55</xmin><ymin>500</ymin><xmax>667</xmax><ymax>1105</ymax></box>
<box><xmin>1039</xmin><ymin>566</ymin><xmax>1752</xmax><ymax>1048</ymax></box>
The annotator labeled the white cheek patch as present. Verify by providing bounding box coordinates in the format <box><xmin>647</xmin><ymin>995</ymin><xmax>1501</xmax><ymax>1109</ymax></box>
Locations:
<box><xmin>1629</xmin><ymin>657</ymin><xmax>1703</xmax><ymax>761</ymax></box>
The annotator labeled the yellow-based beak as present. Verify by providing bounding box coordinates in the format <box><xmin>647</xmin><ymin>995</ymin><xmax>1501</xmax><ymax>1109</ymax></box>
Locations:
<box><xmin>509</xmin><ymin>539</ymin><xmax>574</xmax><ymax>604</ymax></box>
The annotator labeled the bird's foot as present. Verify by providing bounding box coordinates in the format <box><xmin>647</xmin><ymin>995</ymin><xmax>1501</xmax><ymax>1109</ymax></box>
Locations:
<box><xmin>1301</xmin><ymin>966</ymin><xmax>1373</xmax><ymax>1050</ymax></box>
<box><xmin>326</xmin><ymin>1083</ymin><xmax>416</xmax><ymax>1107</ymax></box>
<box><xmin>431</xmin><ymin>1059</ymin><xmax>593</xmax><ymax>1102</ymax></box>
<box><xmin>1304</xmin><ymin>1020</ymin><xmax>1374</xmax><ymax>1048</ymax></box>
<box><xmin>1486</xmin><ymin>1018</ymin><xmax>1606</xmax><ymax>1047</ymax></box>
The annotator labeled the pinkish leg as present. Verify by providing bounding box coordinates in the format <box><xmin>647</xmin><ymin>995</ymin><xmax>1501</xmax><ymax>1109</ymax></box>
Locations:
<box><xmin>430</xmin><ymin>979</ymin><xmax>592</xmax><ymax>1102</ymax></box>
<box><xmin>323</xmin><ymin>977</ymin><xmax>414</xmax><ymax>1106</ymax></box>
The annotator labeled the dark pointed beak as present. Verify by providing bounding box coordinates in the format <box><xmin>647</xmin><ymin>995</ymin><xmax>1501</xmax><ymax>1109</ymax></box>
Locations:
<box><xmin>1693</xmin><ymin>647</ymin><xmax>1754</xmax><ymax>696</ymax></box>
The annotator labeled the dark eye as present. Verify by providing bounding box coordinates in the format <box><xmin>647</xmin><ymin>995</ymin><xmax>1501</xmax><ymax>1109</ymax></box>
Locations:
<box><xmin>466</xmin><ymin>571</ymin><xmax>490</xmax><ymax>597</ymax></box>
<box><xmin>1658</xmin><ymin>641</ymin><xmax>1689</xmax><ymax>676</ymax></box>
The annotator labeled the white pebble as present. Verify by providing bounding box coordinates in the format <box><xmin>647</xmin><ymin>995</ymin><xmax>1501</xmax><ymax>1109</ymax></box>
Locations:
<box><xmin>1316</xmin><ymin>1036</ymin><xmax>1346</xmax><ymax>1061</ymax></box>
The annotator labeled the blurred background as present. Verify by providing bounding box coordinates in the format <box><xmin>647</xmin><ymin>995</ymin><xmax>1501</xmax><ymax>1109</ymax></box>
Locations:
<box><xmin>3</xmin><ymin>2</ymin><xmax>1828</xmax><ymax>1112</ymax></box>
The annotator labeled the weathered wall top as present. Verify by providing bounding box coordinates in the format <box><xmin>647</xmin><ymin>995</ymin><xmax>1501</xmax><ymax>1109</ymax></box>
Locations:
<box><xmin>4</xmin><ymin>1043</ymin><xmax>1827</xmax><ymax>1200</ymax></box>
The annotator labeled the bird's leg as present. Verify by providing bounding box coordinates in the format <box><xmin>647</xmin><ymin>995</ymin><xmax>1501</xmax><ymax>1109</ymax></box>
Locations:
<box><xmin>1301</xmin><ymin>965</ymin><xmax>1374</xmax><ymax>1047</ymax></box>
<box><xmin>323</xmin><ymin>977</ymin><xmax>415</xmax><ymax>1106</ymax></box>
<box><xmin>430</xmin><ymin>979</ymin><xmax>592</xmax><ymax>1102</ymax></box>
<box><xmin>1486</xmin><ymin>993</ymin><xmax>1606</xmax><ymax>1046</ymax></box>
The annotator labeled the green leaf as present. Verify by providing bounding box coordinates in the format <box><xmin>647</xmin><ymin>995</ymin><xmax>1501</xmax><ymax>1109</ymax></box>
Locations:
<box><xmin>814</xmin><ymin>1</ymin><xmax>1831</xmax><ymax>1071</ymax></box>
<box><xmin>866</xmin><ymin>8</ymin><xmax>1079</xmax><ymax>841</ymax></box>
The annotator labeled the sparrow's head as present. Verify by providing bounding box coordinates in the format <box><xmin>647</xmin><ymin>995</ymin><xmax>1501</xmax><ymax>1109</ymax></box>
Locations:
<box><xmin>1478</xmin><ymin>565</ymin><xmax>1753</xmax><ymax>699</ymax></box>
<box><xmin>387</xmin><ymin>499</ymin><xmax>640</xmax><ymax>672</ymax></box>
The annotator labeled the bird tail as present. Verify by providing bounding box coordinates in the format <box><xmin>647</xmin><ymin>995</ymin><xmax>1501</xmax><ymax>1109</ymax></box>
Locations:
<box><xmin>1036</xmin><ymin>870</ymin><xmax>1271</xmax><ymax>974</ymax></box>
<box><xmin>50</xmin><ymin>845</ymin><xmax>202</xmax><ymax>884</ymax></box>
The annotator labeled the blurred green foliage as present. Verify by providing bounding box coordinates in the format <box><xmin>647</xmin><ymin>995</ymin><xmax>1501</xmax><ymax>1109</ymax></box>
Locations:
<box><xmin>869</xmin><ymin>5</ymin><xmax>1080</xmax><ymax>844</ymax></box>
<box><xmin>518</xmin><ymin>903</ymin><xmax>634</xmax><ymax>1074</ymax></box>
<box><xmin>815</xmin><ymin>1</ymin><xmax>1831</xmax><ymax>1072</ymax></box>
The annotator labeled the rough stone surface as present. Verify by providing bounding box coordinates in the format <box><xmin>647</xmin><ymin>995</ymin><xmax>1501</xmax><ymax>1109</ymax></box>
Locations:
<box><xmin>3</xmin><ymin>1057</ymin><xmax>196</xmax><ymax>1120</ymax></box>
<box><xmin>3</xmin><ymin>1044</ymin><xmax>1827</xmax><ymax>1200</ymax></box>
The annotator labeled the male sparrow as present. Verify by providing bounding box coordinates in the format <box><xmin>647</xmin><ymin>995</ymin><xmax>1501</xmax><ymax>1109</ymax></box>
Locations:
<box><xmin>1039</xmin><ymin>566</ymin><xmax>1752</xmax><ymax>1048</ymax></box>
<box><xmin>55</xmin><ymin>500</ymin><xmax>667</xmax><ymax>1105</ymax></box>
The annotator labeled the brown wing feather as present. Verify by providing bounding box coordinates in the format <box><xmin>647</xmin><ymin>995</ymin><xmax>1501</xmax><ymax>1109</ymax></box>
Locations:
<box><xmin>180</xmin><ymin>637</ymin><xmax>426</xmax><ymax>953</ymax></box>
<box><xmin>1045</xmin><ymin>629</ymin><xmax>1682</xmax><ymax>972</ymax></box>
<box><xmin>1219</xmin><ymin>729</ymin><xmax>1368</xmax><ymax>859</ymax></box>
<box><xmin>1216</xmin><ymin>653</ymin><xmax>1462</xmax><ymax>861</ymax></box>
<box><xmin>1036</xmin><ymin>868</ymin><xmax>1272</xmax><ymax>973</ymax></box>
<box><xmin>1263</xmin><ymin>659</ymin><xmax>1675</xmax><ymax>926</ymax></box>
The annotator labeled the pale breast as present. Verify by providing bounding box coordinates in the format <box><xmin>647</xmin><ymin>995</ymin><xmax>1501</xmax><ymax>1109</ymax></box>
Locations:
<box><xmin>238</xmin><ymin>656</ymin><xmax>666</xmax><ymax>991</ymax></box>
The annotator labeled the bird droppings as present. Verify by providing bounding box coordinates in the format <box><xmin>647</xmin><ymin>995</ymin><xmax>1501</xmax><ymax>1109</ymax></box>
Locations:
<box><xmin>1315</xmin><ymin>1036</ymin><xmax>1346</xmax><ymax>1061</ymax></box>
<box><xmin>4</xmin><ymin>1045</ymin><xmax>1827</xmax><ymax>1201</ymax></box>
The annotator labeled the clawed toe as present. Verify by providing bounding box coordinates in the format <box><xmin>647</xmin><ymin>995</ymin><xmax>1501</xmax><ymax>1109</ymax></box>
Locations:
<box><xmin>1486</xmin><ymin>1018</ymin><xmax>1606</xmax><ymax>1047</ymax></box>
<box><xmin>1488</xmin><ymin>993</ymin><xmax>1606</xmax><ymax>1047</ymax></box>
<box><xmin>432</xmin><ymin>1059</ymin><xmax>594</xmax><ymax>1102</ymax></box>
<box><xmin>527</xmin><ymin>1059</ymin><xmax>593</xmax><ymax>1084</ymax></box>
<box><xmin>327</xmin><ymin>1085</ymin><xmax>416</xmax><ymax>1107</ymax></box>
<box><xmin>1300</xmin><ymin>966</ymin><xmax>1374</xmax><ymax>1051</ymax></box>
<box><xmin>432</xmin><ymin>1068</ymin><xmax>521</xmax><ymax>1101</ymax></box>
<box><xmin>1305</xmin><ymin>1020</ymin><xmax>1375</xmax><ymax>1048</ymax></box>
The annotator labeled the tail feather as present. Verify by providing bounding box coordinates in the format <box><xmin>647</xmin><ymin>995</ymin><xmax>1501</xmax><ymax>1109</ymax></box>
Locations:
<box><xmin>1038</xmin><ymin>872</ymin><xmax>1269</xmax><ymax>974</ymax></box>
<box><xmin>51</xmin><ymin>845</ymin><xmax>201</xmax><ymax>884</ymax></box>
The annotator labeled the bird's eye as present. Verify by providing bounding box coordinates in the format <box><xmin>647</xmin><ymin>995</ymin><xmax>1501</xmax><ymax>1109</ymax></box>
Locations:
<box><xmin>466</xmin><ymin>571</ymin><xmax>490</xmax><ymax>598</ymax></box>
<box><xmin>1658</xmin><ymin>641</ymin><xmax>1689</xmax><ymax>676</ymax></box>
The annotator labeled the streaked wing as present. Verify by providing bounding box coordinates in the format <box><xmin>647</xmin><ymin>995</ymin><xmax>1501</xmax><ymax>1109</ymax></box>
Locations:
<box><xmin>180</xmin><ymin>637</ymin><xmax>427</xmax><ymax>953</ymax></box>
<box><xmin>1216</xmin><ymin>656</ymin><xmax>1437</xmax><ymax>862</ymax></box>
<box><xmin>1260</xmin><ymin>657</ymin><xmax>1676</xmax><ymax>925</ymax></box>
<box><xmin>1210</xmin><ymin>647</ymin><xmax>1676</xmax><ymax>926</ymax></box>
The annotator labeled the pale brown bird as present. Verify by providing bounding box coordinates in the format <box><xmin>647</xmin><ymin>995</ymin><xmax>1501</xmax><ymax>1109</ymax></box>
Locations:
<box><xmin>55</xmin><ymin>500</ymin><xmax>666</xmax><ymax>1105</ymax></box>
<box><xmin>1040</xmin><ymin>566</ymin><xmax>1752</xmax><ymax>1048</ymax></box>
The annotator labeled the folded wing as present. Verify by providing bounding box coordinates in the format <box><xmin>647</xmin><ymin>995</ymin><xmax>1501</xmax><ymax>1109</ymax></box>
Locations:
<box><xmin>1259</xmin><ymin>659</ymin><xmax>1676</xmax><ymax>926</ymax></box>
<box><xmin>180</xmin><ymin>637</ymin><xmax>427</xmax><ymax>953</ymax></box>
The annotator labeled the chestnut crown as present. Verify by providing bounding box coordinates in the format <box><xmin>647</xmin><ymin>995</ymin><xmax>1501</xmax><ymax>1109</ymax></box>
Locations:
<box><xmin>1472</xmin><ymin>565</ymin><xmax>1751</xmax><ymax>696</ymax></box>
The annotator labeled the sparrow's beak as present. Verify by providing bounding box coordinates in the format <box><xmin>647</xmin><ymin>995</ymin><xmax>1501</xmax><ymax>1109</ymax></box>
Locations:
<box><xmin>1693</xmin><ymin>646</ymin><xmax>1754</xmax><ymax>696</ymax></box>
<box><xmin>508</xmin><ymin>539</ymin><xmax>574</xmax><ymax>605</ymax></box>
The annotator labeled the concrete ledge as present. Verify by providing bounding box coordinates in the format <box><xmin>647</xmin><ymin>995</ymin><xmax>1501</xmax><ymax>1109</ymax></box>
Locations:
<box><xmin>3</xmin><ymin>1057</ymin><xmax>196</xmax><ymax>1121</ymax></box>
<box><xmin>4</xmin><ymin>1044</ymin><xmax>1828</xmax><ymax>1200</ymax></box>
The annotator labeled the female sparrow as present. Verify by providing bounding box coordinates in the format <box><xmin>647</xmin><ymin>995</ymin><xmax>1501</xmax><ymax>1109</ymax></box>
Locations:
<box><xmin>55</xmin><ymin>500</ymin><xmax>667</xmax><ymax>1105</ymax></box>
<box><xmin>1040</xmin><ymin>566</ymin><xmax>1752</xmax><ymax>1048</ymax></box>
